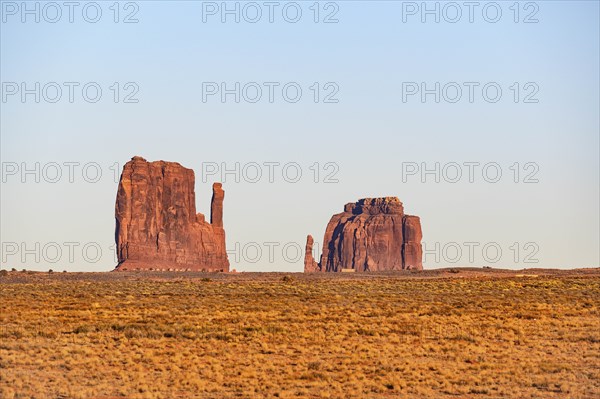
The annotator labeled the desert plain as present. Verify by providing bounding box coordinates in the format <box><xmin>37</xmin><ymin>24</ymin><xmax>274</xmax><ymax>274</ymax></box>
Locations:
<box><xmin>0</xmin><ymin>268</ymin><xmax>599</xmax><ymax>399</ymax></box>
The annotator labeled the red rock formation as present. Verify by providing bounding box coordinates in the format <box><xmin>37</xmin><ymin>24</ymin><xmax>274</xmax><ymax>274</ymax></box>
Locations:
<box><xmin>305</xmin><ymin>197</ymin><xmax>423</xmax><ymax>272</ymax></box>
<box><xmin>211</xmin><ymin>183</ymin><xmax>224</xmax><ymax>227</ymax></box>
<box><xmin>304</xmin><ymin>235</ymin><xmax>320</xmax><ymax>272</ymax></box>
<box><xmin>114</xmin><ymin>156</ymin><xmax>229</xmax><ymax>272</ymax></box>
<box><xmin>402</xmin><ymin>215</ymin><xmax>423</xmax><ymax>270</ymax></box>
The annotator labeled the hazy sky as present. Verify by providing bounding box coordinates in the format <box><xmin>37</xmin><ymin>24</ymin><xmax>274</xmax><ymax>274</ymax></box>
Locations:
<box><xmin>1</xmin><ymin>1</ymin><xmax>599</xmax><ymax>271</ymax></box>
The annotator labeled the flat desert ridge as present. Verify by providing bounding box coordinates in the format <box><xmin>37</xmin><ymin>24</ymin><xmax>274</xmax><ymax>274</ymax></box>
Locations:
<box><xmin>1</xmin><ymin>268</ymin><xmax>599</xmax><ymax>398</ymax></box>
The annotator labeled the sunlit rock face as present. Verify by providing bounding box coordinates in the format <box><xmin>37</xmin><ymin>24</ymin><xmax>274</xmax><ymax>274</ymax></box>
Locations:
<box><xmin>114</xmin><ymin>156</ymin><xmax>229</xmax><ymax>272</ymax></box>
<box><xmin>305</xmin><ymin>197</ymin><xmax>423</xmax><ymax>272</ymax></box>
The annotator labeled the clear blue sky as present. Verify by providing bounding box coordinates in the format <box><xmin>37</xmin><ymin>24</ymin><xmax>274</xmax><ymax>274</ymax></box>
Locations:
<box><xmin>1</xmin><ymin>1</ymin><xmax>598</xmax><ymax>271</ymax></box>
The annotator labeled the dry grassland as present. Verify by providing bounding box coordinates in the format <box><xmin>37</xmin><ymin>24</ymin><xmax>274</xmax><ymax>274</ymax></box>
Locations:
<box><xmin>1</xmin><ymin>269</ymin><xmax>599</xmax><ymax>398</ymax></box>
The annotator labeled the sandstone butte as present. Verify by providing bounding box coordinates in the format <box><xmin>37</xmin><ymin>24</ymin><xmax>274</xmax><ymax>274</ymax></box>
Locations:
<box><xmin>305</xmin><ymin>197</ymin><xmax>423</xmax><ymax>272</ymax></box>
<box><xmin>114</xmin><ymin>156</ymin><xmax>229</xmax><ymax>272</ymax></box>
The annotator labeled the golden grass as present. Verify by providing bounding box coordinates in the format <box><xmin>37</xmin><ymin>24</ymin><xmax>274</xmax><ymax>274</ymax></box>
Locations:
<box><xmin>0</xmin><ymin>273</ymin><xmax>599</xmax><ymax>398</ymax></box>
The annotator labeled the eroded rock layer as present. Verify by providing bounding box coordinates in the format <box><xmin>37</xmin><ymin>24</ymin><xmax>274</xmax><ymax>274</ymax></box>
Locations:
<box><xmin>114</xmin><ymin>156</ymin><xmax>229</xmax><ymax>272</ymax></box>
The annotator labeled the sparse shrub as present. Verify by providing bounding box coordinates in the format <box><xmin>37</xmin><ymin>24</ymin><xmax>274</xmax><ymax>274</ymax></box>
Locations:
<box><xmin>73</xmin><ymin>324</ymin><xmax>92</xmax><ymax>334</ymax></box>
<box><xmin>48</xmin><ymin>269</ymin><xmax>53</xmax><ymax>273</ymax></box>
<box><xmin>282</xmin><ymin>275</ymin><xmax>293</xmax><ymax>282</ymax></box>
<box><xmin>11</xmin><ymin>268</ymin><xmax>16</xmax><ymax>272</ymax></box>
<box><xmin>356</xmin><ymin>327</ymin><xmax>376</xmax><ymax>336</ymax></box>
<box><xmin>111</xmin><ymin>324</ymin><xmax>126</xmax><ymax>332</ymax></box>
<box><xmin>307</xmin><ymin>361</ymin><xmax>321</xmax><ymax>370</ymax></box>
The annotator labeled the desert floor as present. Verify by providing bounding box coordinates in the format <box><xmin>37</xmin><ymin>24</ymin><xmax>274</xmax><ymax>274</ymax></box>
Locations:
<box><xmin>1</xmin><ymin>268</ymin><xmax>599</xmax><ymax>398</ymax></box>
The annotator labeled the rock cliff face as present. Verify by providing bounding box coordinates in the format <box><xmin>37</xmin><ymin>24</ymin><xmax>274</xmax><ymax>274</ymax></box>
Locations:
<box><xmin>402</xmin><ymin>215</ymin><xmax>423</xmax><ymax>270</ymax></box>
<box><xmin>305</xmin><ymin>197</ymin><xmax>423</xmax><ymax>272</ymax></box>
<box><xmin>114</xmin><ymin>156</ymin><xmax>229</xmax><ymax>272</ymax></box>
